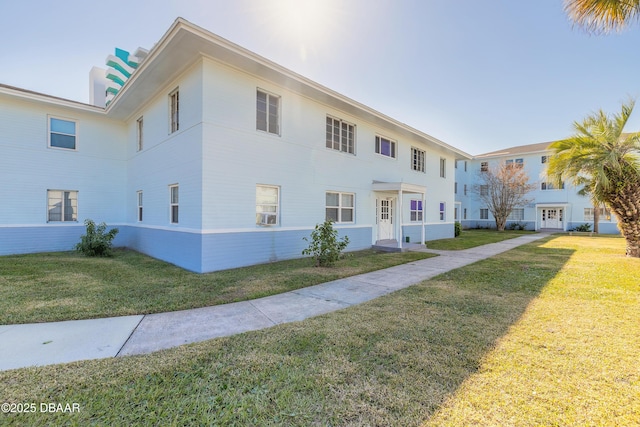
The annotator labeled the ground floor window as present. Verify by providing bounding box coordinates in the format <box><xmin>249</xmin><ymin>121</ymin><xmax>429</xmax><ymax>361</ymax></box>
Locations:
<box><xmin>410</xmin><ymin>199</ymin><xmax>423</xmax><ymax>221</ymax></box>
<box><xmin>508</xmin><ymin>208</ymin><xmax>524</xmax><ymax>221</ymax></box>
<box><xmin>480</xmin><ymin>208</ymin><xmax>489</xmax><ymax>220</ymax></box>
<box><xmin>326</xmin><ymin>192</ymin><xmax>354</xmax><ymax>223</ymax></box>
<box><xmin>169</xmin><ymin>185</ymin><xmax>179</xmax><ymax>224</ymax></box>
<box><xmin>47</xmin><ymin>190</ymin><xmax>77</xmax><ymax>222</ymax></box>
<box><xmin>137</xmin><ymin>191</ymin><xmax>143</xmax><ymax>222</ymax></box>
<box><xmin>256</xmin><ymin>185</ymin><xmax>279</xmax><ymax>225</ymax></box>
<box><xmin>439</xmin><ymin>202</ymin><xmax>446</xmax><ymax>221</ymax></box>
<box><xmin>584</xmin><ymin>207</ymin><xmax>611</xmax><ymax>221</ymax></box>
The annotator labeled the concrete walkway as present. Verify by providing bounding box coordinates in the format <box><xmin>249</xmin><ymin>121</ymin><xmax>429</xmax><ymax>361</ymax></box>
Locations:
<box><xmin>0</xmin><ymin>233</ymin><xmax>548</xmax><ymax>371</ymax></box>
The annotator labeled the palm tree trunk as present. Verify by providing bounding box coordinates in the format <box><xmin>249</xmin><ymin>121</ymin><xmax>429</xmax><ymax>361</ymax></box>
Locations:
<box><xmin>619</xmin><ymin>221</ymin><xmax>640</xmax><ymax>257</ymax></box>
<box><xmin>609</xmin><ymin>187</ymin><xmax>640</xmax><ymax>258</ymax></box>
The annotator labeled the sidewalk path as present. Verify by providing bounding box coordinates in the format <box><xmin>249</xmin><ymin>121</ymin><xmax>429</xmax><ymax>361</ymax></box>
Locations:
<box><xmin>0</xmin><ymin>233</ymin><xmax>549</xmax><ymax>371</ymax></box>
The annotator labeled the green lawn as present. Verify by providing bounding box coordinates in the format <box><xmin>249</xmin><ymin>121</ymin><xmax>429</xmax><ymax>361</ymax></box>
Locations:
<box><xmin>0</xmin><ymin>249</ymin><xmax>436</xmax><ymax>325</ymax></box>
<box><xmin>2</xmin><ymin>235</ymin><xmax>638</xmax><ymax>426</ymax></box>
<box><xmin>427</xmin><ymin>228</ymin><xmax>536</xmax><ymax>250</ymax></box>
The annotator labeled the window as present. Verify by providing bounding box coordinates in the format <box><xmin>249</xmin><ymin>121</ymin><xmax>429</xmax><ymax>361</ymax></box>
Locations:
<box><xmin>47</xmin><ymin>190</ymin><xmax>77</xmax><ymax>222</ymax></box>
<box><xmin>326</xmin><ymin>192</ymin><xmax>354</xmax><ymax>223</ymax></box>
<box><xmin>541</xmin><ymin>181</ymin><xmax>565</xmax><ymax>190</ymax></box>
<box><xmin>439</xmin><ymin>202</ymin><xmax>446</xmax><ymax>221</ymax></box>
<box><xmin>506</xmin><ymin>158</ymin><xmax>523</xmax><ymax>169</ymax></box>
<box><xmin>464</xmin><ymin>184</ymin><xmax>468</xmax><ymax>196</ymax></box>
<box><xmin>463</xmin><ymin>208</ymin><xmax>467</xmax><ymax>219</ymax></box>
<box><xmin>411</xmin><ymin>147</ymin><xmax>425</xmax><ymax>172</ymax></box>
<box><xmin>256</xmin><ymin>89</ymin><xmax>280</xmax><ymax>135</ymax></box>
<box><xmin>454</xmin><ymin>182</ymin><xmax>458</xmax><ymax>194</ymax></box>
<box><xmin>49</xmin><ymin>117</ymin><xmax>76</xmax><ymax>150</ymax></box>
<box><xmin>256</xmin><ymin>185</ymin><xmax>279</xmax><ymax>225</ymax></box>
<box><xmin>169</xmin><ymin>88</ymin><xmax>179</xmax><ymax>133</ymax></box>
<box><xmin>169</xmin><ymin>185</ymin><xmax>179</xmax><ymax>224</ymax></box>
<box><xmin>440</xmin><ymin>158</ymin><xmax>446</xmax><ymax>178</ymax></box>
<box><xmin>508</xmin><ymin>208</ymin><xmax>524</xmax><ymax>221</ymax></box>
<box><xmin>480</xmin><ymin>208</ymin><xmax>489</xmax><ymax>220</ymax></box>
<box><xmin>584</xmin><ymin>207</ymin><xmax>612</xmax><ymax>221</ymax></box>
<box><xmin>410</xmin><ymin>199</ymin><xmax>423</xmax><ymax>222</ymax></box>
<box><xmin>541</xmin><ymin>155</ymin><xmax>548</xmax><ymax>164</ymax></box>
<box><xmin>137</xmin><ymin>117</ymin><xmax>143</xmax><ymax>151</ymax></box>
<box><xmin>375</xmin><ymin>135</ymin><xmax>396</xmax><ymax>158</ymax></box>
<box><xmin>455</xmin><ymin>160</ymin><xmax>458</xmax><ymax>169</ymax></box>
<box><xmin>137</xmin><ymin>191</ymin><xmax>143</xmax><ymax>222</ymax></box>
<box><xmin>481</xmin><ymin>161</ymin><xmax>488</xmax><ymax>172</ymax></box>
<box><xmin>464</xmin><ymin>161</ymin><xmax>467</xmax><ymax>172</ymax></box>
<box><xmin>480</xmin><ymin>185</ymin><xmax>489</xmax><ymax>196</ymax></box>
<box><xmin>326</xmin><ymin>116</ymin><xmax>355</xmax><ymax>154</ymax></box>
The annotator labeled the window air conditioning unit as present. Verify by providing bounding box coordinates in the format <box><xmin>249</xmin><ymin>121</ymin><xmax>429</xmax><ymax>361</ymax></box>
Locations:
<box><xmin>258</xmin><ymin>213</ymin><xmax>277</xmax><ymax>225</ymax></box>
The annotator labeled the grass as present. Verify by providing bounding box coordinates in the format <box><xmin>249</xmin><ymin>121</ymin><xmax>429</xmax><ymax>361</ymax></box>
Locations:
<box><xmin>0</xmin><ymin>249</ymin><xmax>436</xmax><ymax>325</ymax></box>
<box><xmin>427</xmin><ymin>228</ymin><xmax>535</xmax><ymax>250</ymax></box>
<box><xmin>2</xmin><ymin>235</ymin><xmax>638</xmax><ymax>426</ymax></box>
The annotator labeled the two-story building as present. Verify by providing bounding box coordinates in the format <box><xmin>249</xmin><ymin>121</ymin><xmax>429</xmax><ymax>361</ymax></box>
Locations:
<box><xmin>0</xmin><ymin>18</ymin><xmax>470</xmax><ymax>273</ymax></box>
<box><xmin>455</xmin><ymin>142</ymin><xmax>620</xmax><ymax>234</ymax></box>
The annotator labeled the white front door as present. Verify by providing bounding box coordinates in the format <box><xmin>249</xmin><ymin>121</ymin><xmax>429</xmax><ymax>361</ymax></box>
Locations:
<box><xmin>378</xmin><ymin>198</ymin><xmax>394</xmax><ymax>240</ymax></box>
<box><xmin>542</xmin><ymin>208</ymin><xmax>563</xmax><ymax>229</ymax></box>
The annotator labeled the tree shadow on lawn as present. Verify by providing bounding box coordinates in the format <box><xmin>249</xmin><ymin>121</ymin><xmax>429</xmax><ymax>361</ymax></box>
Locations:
<box><xmin>0</xmin><ymin>238</ymin><xmax>574</xmax><ymax>426</ymax></box>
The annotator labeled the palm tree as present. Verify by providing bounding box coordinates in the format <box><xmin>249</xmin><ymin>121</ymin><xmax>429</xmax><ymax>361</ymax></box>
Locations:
<box><xmin>564</xmin><ymin>0</ymin><xmax>640</xmax><ymax>33</ymax></box>
<box><xmin>548</xmin><ymin>99</ymin><xmax>640</xmax><ymax>257</ymax></box>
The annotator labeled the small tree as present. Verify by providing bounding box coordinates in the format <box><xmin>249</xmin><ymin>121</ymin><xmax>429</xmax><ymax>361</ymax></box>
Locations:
<box><xmin>76</xmin><ymin>219</ymin><xmax>119</xmax><ymax>257</ymax></box>
<box><xmin>472</xmin><ymin>162</ymin><xmax>536</xmax><ymax>231</ymax></box>
<box><xmin>302</xmin><ymin>220</ymin><xmax>349</xmax><ymax>267</ymax></box>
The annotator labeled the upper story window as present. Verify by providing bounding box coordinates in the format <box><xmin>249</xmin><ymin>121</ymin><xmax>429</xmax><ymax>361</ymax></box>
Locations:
<box><xmin>541</xmin><ymin>155</ymin><xmax>548</xmax><ymax>164</ymax></box>
<box><xmin>47</xmin><ymin>190</ymin><xmax>77</xmax><ymax>222</ymax></box>
<box><xmin>326</xmin><ymin>116</ymin><xmax>355</xmax><ymax>154</ymax></box>
<box><xmin>439</xmin><ymin>158</ymin><xmax>446</xmax><ymax>178</ymax></box>
<box><xmin>411</xmin><ymin>147</ymin><xmax>425</xmax><ymax>172</ymax></box>
<box><xmin>541</xmin><ymin>181</ymin><xmax>565</xmax><ymax>190</ymax></box>
<box><xmin>136</xmin><ymin>117</ymin><xmax>144</xmax><ymax>151</ymax></box>
<box><xmin>256</xmin><ymin>185</ymin><xmax>279</xmax><ymax>226</ymax></box>
<box><xmin>256</xmin><ymin>89</ymin><xmax>280</xmax><ymax>135</ymax></box>
<box><xmin>49</xmin><ymin>117</ymin><xmax>77</xmax><ymax>150</ymax></box>
<box><xmin>464</xmin><ymin>161</ymin><xmax>467</xmax><ymax>171</ymax></box>
<box><xmin>480</xmin><ymin>161</ymin><xmax>489</xmax><ymax>172</ymax></box>
<box><xmin>169</xmin><ymin>88</ymin><xmax>179</xmax><ymax>133</ymax></box>
<box><xmin>375</xmin><ymin>135</ymin><xmax>396</xmax><ymax>158</ymax></box>
<box><xmin>326</xmin><ymin>192</ymin><xmax>354</xmax><ymax>223</ymax></box>
<box><xmin>506</xmin><ymin>158</ymin><xmax>524</xmax><ymax>169</ymax></box>
<box><xmin>480</xmin><ymin>185</ymin><xmax>489</xmax><ymax>196</ymax></box>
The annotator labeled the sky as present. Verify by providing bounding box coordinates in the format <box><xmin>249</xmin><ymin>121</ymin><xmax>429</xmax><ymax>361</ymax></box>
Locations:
<box><xmin>3</xmin><ymin>0</ymin><xmax>640</xmax><ymax>155</ymax></box>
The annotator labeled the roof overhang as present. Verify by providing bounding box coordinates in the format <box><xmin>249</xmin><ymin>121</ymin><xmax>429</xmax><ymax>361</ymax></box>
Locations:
<box><xmin>372</xmin><ymin>181</ymin><xmax>426</xmax><ymax>194</ymax></box>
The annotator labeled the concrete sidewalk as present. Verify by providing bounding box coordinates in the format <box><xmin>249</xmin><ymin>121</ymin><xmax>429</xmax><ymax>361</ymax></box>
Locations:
<box><xmin>0</xmin><ymin>233</ymin><xmax>548</xmax><ymax>371</ymax></box>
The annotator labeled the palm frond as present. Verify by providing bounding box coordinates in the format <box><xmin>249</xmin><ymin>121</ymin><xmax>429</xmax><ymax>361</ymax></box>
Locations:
<box><xmin>564</xmin><ymin>0</ymin><xmax>640</xmax><ymax>34</ymax></box>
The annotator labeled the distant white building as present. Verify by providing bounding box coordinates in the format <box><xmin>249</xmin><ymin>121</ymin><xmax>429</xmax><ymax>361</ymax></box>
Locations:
<box><xmin>0</xmin><ymin>18</ymin><xmax>470</xmax><ymax>273</ymax></box>
<box><xmin>455</xmin><ymin>142</ymin><xmax>620</xmax><ymax>234</ymax></box>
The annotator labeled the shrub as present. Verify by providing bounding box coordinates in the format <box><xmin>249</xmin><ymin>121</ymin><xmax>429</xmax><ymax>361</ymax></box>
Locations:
<box><xmin>574</xmin><ymin>223</ymin><xmax>592</xmax><ymax>232</ymax></box>
<box><xmin>454</xmin><ymin>221</ymin><xmax>462</xmax><ymax>237</ymax></box>
<box><xmin>76</xmin><ymin>219</ymin><xmax>119</xmax><ymax>257</ymax></box>
<box><xmin>302</xmin><ymin>220</ymin><xmax>350</xmax><ymax>267</ymax></box>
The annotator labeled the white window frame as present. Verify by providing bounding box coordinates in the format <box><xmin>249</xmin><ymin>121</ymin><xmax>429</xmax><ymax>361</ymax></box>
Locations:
<box><xmin>506</xmin><ymin>158</ymin><xmax>524</xmax><ymax>169</ymax></box>
<box><xmin>375</xmin><ymin>135</ymin><xmax>396</xmax><ymax>159</ymax></box>
<box><xmin>47</xmin><ymin>189</ymin><xmax>78</xmax><ymax>222</ymax></box>
<box><xmin>325</xmin><ymin>191</ymin><xmax>355</xmax><ymax>223</ymax></box>
<box><xmin>411</xmin><ymin>147</ymin><xmax>425</xmax><ymax>172</ymax></box>
<box><xmin>326</xmin><ymin>116</ymin><xmax>355</xmax><ymax>154</ymax></box>
<box><xmin>48</xmin><ymin>116</ymin><xmax>77</xmax><ymax>150</ymax></box>
<box><xmin>440</xmin><ymin>158</ymin><xmax>446</xmax><ymax>178</ymax></box>
<box><xmin>410</xmin><ymin>199</ymin><xmax>423</xmax><ymax>222</ymax></box>
<box><xmin>256</xmin><ymin>185</ymin><xmax>280</xmax><ymax>226</ymax></box>
<box><xmin>256</xmin><ymin>89</ymin><xmax>280</xmax><ymax>135</ymax></box>
<box><xmin>480</xmin><ymin>161</ymin><xmax>488</xmax><ymax>172</ymax></box>
<box><xmin>169</xmin><ymin>184</ymin><xmax>179</xmax><ymax>224</ymax></box>
<box><xmin>137</xmin><ymin>116</ymin><xmax>144</xmax><ymax>151</ymax></box>
<box><xmin>508</xmin><ymin>208</ymin><xmax>524</xmax><ymax>221</ymax></box>
<box><xmin>137</xmin><ymin>191</ymin><xmax>143</xmax><ymax>222</ymax></box>
<box><xmin>584</xmin><ymin>207</ymin><xmax>612</xmax><ymax>222</ymax></box>
<box><xmin>439</xmin><ymin>202</ymin><xmax>446</xmax><ymax>221</ymax></box>
<box><xmin>480</xmin><ymin>185</ymin><xmax>489</xmax><ymax>196</ymax></box>
<box><xmin>169</xmin><ymin>88</ymin><xmax>179</xmax><ymax>134</ymax></box>
<box><xmin>480</xmin><ymin>208</ymin><xmax>489</xmax><ymax>220</ymax></box>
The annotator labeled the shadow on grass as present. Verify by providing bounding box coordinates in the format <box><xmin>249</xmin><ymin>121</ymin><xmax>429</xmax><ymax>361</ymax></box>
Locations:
<box><xmin>0</xmin><ymin>237</ymin><xmax>574</xmax><ymax>426</ymax></box>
